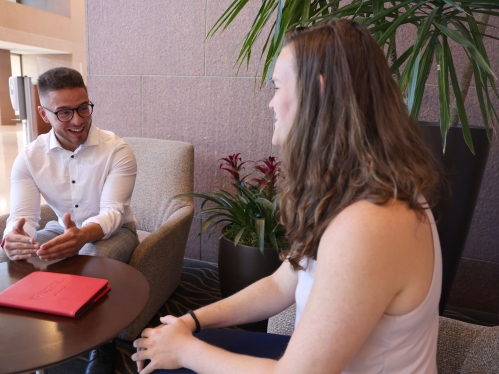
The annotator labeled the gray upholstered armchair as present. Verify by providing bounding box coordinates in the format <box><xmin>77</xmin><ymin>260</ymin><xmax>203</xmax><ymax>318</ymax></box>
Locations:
<box><xmin>120</xmin><ymin>137</ymin><xmax>194</xmax><ymax>340</ymax></box>
<box><xmin>0</xmin><ymin>137</ymin><xmax>194</xmax><ymax>341</ymax></box>
<box><xmin>268</xmin><ymin>306</ymin><xmax>499</xmax><ymax>373</ymax></box>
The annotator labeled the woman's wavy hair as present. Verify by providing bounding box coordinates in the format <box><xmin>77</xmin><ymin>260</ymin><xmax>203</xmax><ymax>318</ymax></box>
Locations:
<box><xmin>279</xmin><ymin>19</ymin><xmax>441</xmax><ymax>270</ymax></box>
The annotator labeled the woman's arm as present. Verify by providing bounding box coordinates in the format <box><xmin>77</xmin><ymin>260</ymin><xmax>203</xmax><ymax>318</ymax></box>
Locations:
<box><xmin>133</xmin><ymin>200</ymin><xmax>433</xmax><ymax>374</ymax></box>
<box><xmin>180</xmin><ymin>259</ymin><xmax>298</xmax><ymax>331</ymax></box>
<box><xmin>133</xmin><ymin>259</ymin><xmax>299</xmax><ymax>372</ymax></box>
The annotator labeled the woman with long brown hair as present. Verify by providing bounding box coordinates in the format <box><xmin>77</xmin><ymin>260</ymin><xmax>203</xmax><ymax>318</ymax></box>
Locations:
<box><xmin>133</xmin><ymin>19</ymin><xmax>442</xmax><ymax>374</ymax></box>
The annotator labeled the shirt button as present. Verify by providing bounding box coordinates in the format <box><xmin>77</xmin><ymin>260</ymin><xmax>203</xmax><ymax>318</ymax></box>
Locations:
<box><xmin>71</xmin><ymin>155</ymin><xmax>74</xmax><ymax>158</ymax></box>
<box><xmin>75</xmin><ymin>205</ymin><xmax>79</xmax><ymax>208</ymax></box>
<box><xmin>72</xmin><ymin>180</ymin><xmax>76</xmax><ymax>184</ymax></box>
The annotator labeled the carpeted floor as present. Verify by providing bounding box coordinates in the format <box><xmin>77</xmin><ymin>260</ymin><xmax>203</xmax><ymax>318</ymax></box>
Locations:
<box><xmin>37</xmin><ymin>258</ymin><xmax>499</xmax><ymax>374</ymax></box>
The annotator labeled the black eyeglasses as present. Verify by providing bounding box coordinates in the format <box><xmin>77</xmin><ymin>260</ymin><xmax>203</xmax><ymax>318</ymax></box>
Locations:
<box><xmin>43</xmin><ymin>102</ymin><xmax>94</xmax><ymax>122</ymax></box>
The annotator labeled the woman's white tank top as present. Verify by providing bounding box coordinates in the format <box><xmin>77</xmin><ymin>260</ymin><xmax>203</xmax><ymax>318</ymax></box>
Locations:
<box><xmin>294</xmin><ymin>207</ymin><xmax>441</xmax><ymax>373</ymax></box>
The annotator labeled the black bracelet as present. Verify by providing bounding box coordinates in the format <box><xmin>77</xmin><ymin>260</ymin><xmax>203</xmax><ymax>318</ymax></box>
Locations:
<box><xmin>187</xmin><ymin>310</ymin><xmax>201</xmax><ymax>333</ymax></box>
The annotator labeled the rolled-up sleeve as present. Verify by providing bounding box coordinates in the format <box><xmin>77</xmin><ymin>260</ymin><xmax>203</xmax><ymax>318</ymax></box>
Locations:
<box><xmin>82</xmin><ymin>143</ymin><xmax>137</xmax><ymax>239</ymax></box>
<box><xmin>4</xmin><ymin>153</ymin><xmax>41</xmax><ymax>240</ymax></box>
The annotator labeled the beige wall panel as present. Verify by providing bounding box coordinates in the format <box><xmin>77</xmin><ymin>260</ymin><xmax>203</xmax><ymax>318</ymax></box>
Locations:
<box><xmin>87</xmin><ymin>75</ymin><xmax>142</xmax><ymax>137</ymax></box>
<box><xmin>87</xmin><ymin>0</ymin><xmax>206</xmax><ymax>76</ymax></box>
<box><xmin>206</xmin><ymin>0</ymin><xmax>273</xmax><ymax>78</ymax></box>
<box><xmin>141</xmin><ymin>76</ymin><xmax>274</xmax><ymax>192</ymax></box>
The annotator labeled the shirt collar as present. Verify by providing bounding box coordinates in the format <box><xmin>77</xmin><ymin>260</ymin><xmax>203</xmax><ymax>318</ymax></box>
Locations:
<box><xmin>48</xmin><ymin>124</ymin><xmax>99</xmax><ymax>152</ymax></box>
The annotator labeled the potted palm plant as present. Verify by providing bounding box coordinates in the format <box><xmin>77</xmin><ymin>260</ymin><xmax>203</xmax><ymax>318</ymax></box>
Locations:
<box><xmin>210</xmin><ymin>1</ymin><xmax>498</xmax><ymax>150</ymax></box>
<box><xmin>208</xmin><ymin>1</ymin><xmax>499</xmax><ymax>314</ymax></box>
<box><xmin>177</xmin><ymin>153</ymin><xmax>287</xmax><ymax>329</ymax></box>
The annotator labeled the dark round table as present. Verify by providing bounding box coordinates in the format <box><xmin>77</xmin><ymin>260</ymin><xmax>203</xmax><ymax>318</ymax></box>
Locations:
<box><xmin>0</xmin><ymin>255</ymin><xmax>149</xmax><ymax>374</ymax></box>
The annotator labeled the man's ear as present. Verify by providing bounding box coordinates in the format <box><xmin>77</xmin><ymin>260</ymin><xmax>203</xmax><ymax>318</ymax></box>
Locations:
<box><xmin>37</xmin><ymin>106</ymin><xmax>50</xmax><ymax>123</ymax></box>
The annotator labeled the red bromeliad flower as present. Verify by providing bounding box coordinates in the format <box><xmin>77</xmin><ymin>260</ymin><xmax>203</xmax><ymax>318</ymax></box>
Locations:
<box><xmin>219</xmin><ymin>154</ymin><xmax>280</xmax><ymax>198</ymax></box>
<box><xmin>176</xmin><ymin>152</ymin><xmax>286</xmax><ymax>251</ymax></box>
<box><xmin>219</xmin><ymin>153</ymin><xmax>249</xmax><ymax>185</ymax></box>
<box><xmin>250</xmin><ymin>157</ymin><xmax>280</xmax><ymax>200</ymax></box>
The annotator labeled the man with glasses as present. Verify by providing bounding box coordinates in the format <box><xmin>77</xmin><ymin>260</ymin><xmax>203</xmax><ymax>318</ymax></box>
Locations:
<box><xmin>1</xmin><ymin>67</ymin><xmax>139</xmax><ymax>374</ymax></box>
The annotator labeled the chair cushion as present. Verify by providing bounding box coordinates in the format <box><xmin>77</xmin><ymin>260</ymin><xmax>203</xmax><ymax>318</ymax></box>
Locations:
<box><xmin>437</xmin><ymin>316</ymin><xmax>499</xmax><ymax>374</ymax></box>
<box><xmin>267</xmin><ymin>304</ymin><xmax>296</xmax><ymax>336</ymax></box>
<box><xmin>137</xmin><ymin>230</ymin><xmax>151</xmax><ymax>243</ymax></box>
<box><xmin>460</xmin><ymin>323</ymin><xmax>499</xmax><ymax>373</ymax></box>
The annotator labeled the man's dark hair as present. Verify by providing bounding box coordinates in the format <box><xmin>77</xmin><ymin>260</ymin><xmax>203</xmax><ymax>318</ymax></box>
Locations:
<box><xmin>37</xmin><ymin>67</ymin><xmax>86</xmax><ymax>98</ymax></box>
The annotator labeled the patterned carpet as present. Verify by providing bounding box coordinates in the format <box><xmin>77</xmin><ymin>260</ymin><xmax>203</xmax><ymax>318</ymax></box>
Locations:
<box><xmin>48</xmin><ymin>258</ymin><xmax>220</xmax><ymax>374</ymax></box>
<box><xmin>37</xmin><ymin>258</ymin><xmax>499</xmax><ymax>373</ymax></box>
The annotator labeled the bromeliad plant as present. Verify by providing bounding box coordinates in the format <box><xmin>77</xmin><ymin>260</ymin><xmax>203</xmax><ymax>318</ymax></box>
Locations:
<box><xmin>178</xmin><ymin>154</ymin><xmax>287</xmax><ymax>254</ymax></box>
<box><xmin>208</xmin><ymin>0</ymin><xmax>499</xmax><ymax>153</ymax></box>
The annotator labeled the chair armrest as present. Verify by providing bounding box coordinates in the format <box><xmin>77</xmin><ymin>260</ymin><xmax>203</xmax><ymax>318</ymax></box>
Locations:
<box><xmin>0</xmin><ymin>212</ymin><xmax>9</xmax><ymax>239</ymax></box>
<box><xmin>0</xmin><ymin>212</ymin><xmax>8</xmax><ymax>262</ymax></box>
<box><xmin>39</xmin><ymin>204</ymin><xmax>57</xmax><ymax>228</ymax></box>
<box><xmin>119</xmin><ymin>204</ymin><xmax>194</xmax><ymax>341</ymax></box>
<box><xmin>268</xmin><ymin>304</ymin><xmax>296</xmax><ymax>336</ymax></box>
<box><xmin>0</xmin><ymin>205</ymin><xmax>57</xmax><ymax>263</ymax></box>
<box><xmin>0</xmin><ymin>205</ymin><xmax>57</xmax><ymax>237</ymax></box>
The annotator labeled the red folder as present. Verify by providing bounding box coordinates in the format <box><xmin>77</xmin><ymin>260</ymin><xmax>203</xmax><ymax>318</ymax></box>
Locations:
<box><xmin>0</xmin><ymin>271</ymin><xmax>110</xmax><ymax>318</ymax></box>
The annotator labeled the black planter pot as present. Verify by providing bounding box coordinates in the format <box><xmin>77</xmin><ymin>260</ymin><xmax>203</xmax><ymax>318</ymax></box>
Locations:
<box><xmin>218</xmin><ymin>235</ymin><xmax>282</xmax><ymax>332</ymax></box>
<box><xmin>419</xmin><ymin>122</ymin><xmax>491</xmax><ymax>315</ymax></box>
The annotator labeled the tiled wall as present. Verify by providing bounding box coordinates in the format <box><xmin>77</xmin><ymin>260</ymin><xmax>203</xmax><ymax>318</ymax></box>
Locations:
<box><xmin>86</xmin><ymin>1</ymin><xmax>499</xmax><ymax>312</ymax></box>
<box><xmin>86</xmin><ymin>0</ymin><xmax>274</xmax><ymax>263</ymax></box>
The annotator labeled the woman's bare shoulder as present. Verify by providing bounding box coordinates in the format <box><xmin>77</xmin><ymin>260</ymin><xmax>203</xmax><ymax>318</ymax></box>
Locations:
<box><xmin>317</xmin><ymin>198</ymin><xmax>433</xmax><ymax>314</ymax></box>
<box><xmin>325</xmin><ymin>199</ymin><xmax>421</xmax><ymax>238</ymax></box>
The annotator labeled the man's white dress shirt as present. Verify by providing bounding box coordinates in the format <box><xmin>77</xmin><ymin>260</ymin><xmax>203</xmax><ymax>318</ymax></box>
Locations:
<box><xmin>4</xmin><ymin>125</ymin><xmax>137</xmax><ymax>241</ymax></box>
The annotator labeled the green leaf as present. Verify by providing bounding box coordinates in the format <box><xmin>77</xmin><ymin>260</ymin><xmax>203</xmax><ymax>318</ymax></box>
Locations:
<box><xmin>410</xmin><ymin>31</ymin><xmax>438</xmax><ymax>120</ymax></box>
<box><xmin>445</xmin><ymin>39</ymin><xmax>474</xmax><ymax>153</ymax></box>
<box><xmin>435</xmin><ymin>38</ymin><xmax>451</xmax><ymax>147</ymax></box>
<box><xmin>442</xmin><ymin>0</ymin><xmax>465</xmax><ymax>13</ymax></box>
<box><xmin>463</xmin><ymin>12</ymin><xmax>498</xmax><ymax>94</ymax></box>
<box><xmin>255</xmin><ymin>197</ymin><xmax>275</xmax><ymax>211</ymax></box>
<box><xmin>470</xmin><ymin>59</ymin><xmax>491</xmax><ymax>140</ymax></box>
<box><xmin>173</xmin><ymin>193</ymin><xmax>229</xmax><ymax>208</ymax></box>
<box><xmin>434</xmin><ymin>22</ymin><xmax>496</xmax><ymax>77</ymax></box>
<box><xmin>483</xmin><ymin>86</ymin><xmax>495</xmax><ymax>143</ymax></box>
<box><xmin>269</xmin><ymin>232</ymin><xmax>279</xmax><ymax>251</ymax></box>
<box><xmin>466</xmin><ymin>13</ymin><xmax>488</xmax><ymax>62</ymax></box>
<box><xmin>300</xmin><ymin>0</ymin><xmax>310</xmax><ymax>25</ymax></box>
<box><xmin>363</xmin><ymin>0</ymin><xmax>416</xmax><ymax>27</ymax></box>
<box><xmin>400</xmin><ymin>6</ymin><xmax>440</xmax><ymax>92</ymax></box>
<box><xmin>390</xmin><ymin>45</ymin><xmax>414</xmax><ymax>75</ymax></box>
<box><xmin>377</xmin><ymin>2</ymin><xmax>426</xmax><ymax>46</ymax></box>
<box><xmin>207</xmin><ymin>0</ymin><xmax>251</xmax><ymax>38</ymax></box>
<box><xmin>200</xmin><ymin>214</ymin><xmax>232</xmax><ymax>233</ymax></box>
<box><xmin>234</xmin><ymin>226</ymin><xmax>248</xmax><ymax>246</ymax></box>
<box><xmin>254</xmin><ymin>218</ymin><xmax>266</xmax><ymax>254</ymax></box>
<box><xmin>407</xmin><ymin>49</ymin><xmax>421</xmax><ymax>114</ymax></box>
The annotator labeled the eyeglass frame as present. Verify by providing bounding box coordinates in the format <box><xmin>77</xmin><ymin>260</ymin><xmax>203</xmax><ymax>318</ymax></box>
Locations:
<box><xmin>42</xmin><ymin>102</ymin><xmax>94</xmax><ymax>122</ymax></box>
